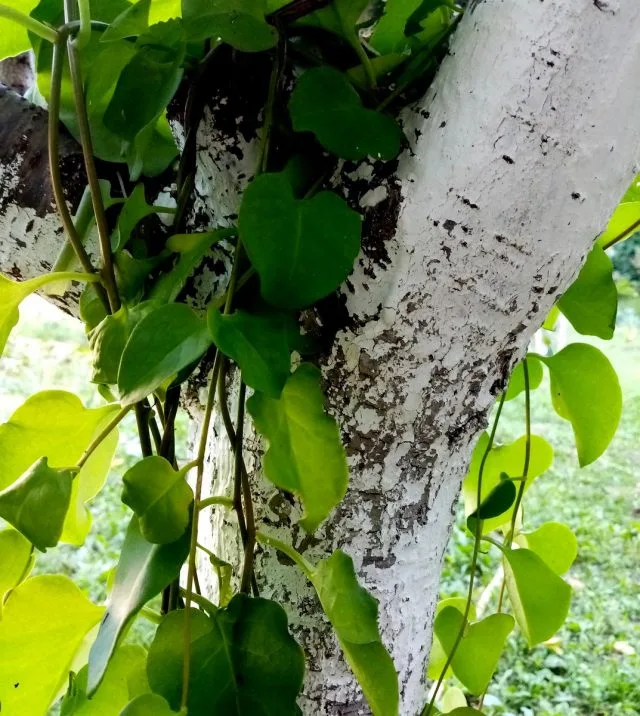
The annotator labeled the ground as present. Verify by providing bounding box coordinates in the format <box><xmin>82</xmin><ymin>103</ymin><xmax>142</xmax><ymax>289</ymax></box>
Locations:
<box><xmin>1</xmin><ymin>296</ymin><xmax>638</xmax><ymax>715</ymax></box>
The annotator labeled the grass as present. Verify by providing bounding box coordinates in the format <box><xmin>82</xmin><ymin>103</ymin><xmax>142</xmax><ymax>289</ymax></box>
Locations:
<box><xmin>1</xmin><ymin>296</ymin><xmax>638</xmax><ymax>715</ymax></box>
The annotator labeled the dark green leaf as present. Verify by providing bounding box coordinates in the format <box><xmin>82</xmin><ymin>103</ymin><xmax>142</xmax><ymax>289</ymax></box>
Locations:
<box><xmin>466</xmin><ymin>478</ymin><xmax>516</xmax><ymax>533</ymax></box>
<box><xmin>104</xmin><ymin>21</ymin><xmax>185</xmax><ymax>141</ymax></box>
<box><xmin>101</xmin><ymin>0</ymin><xmax>151</xmax><ymax>42</ymax></box>
<box><xmin>503</xmin><ymin>357</ymin><xmax>543</xmax><ymax>401</ymax></box>
<box><xmin>80</xmin><ymin>283</ymin><xmax>109</xmax><ymax>331</ymax></box>
<box><xmin>182</xmin><ymin>0</ymin><xmax>278</xmax><ymax>51</ymax></box>
<box><xmin>533</xmin><ymin>344</ymin><xmax>622</xmax><ymax>466</ymax></box>
<box><xmin>289</xmin><ymin>67</ymin><xmax>402</xmax><ymax>161</ymax></box>
<box><xmin>434</xmin><ymin>607</ymin><xmax>514</xmax><ymax>695</ymax></box>
<box><xmin>502</xmin><ymin>546</ymin><xmax>571</xmax><ymax>646</ymax></box>
<box><xmin>207</xmin><ymin>307</ymin><xmax>295</xmax><ymax>397</ymax></box>
<box><xmin>310</xmin><ymin>550</ymin><xmax>398</xmax><ymax>716</ymax></box>
<box><xmin>147</xmin><ymin>596</ymin><xmax>304</xmax><ymax>715</ymax></box>
<box><xmin>370</xmin><ymin>0</ymin><xmax>452</xmax><ymax>54</ymax></box>
<box><xmin>87</xmin><ymin>516</ymin><xmax>190</xmax><ymax>694</ymax></box>
<box><xmin>118</xmin><ymin>302</ymin><xmax>211</xmax><ymax>405</ymax></box>
<box><xmin>247</xmin><ymin>363</ymin><xmax>348</xmax><ymax>532</ymax></box>
<box><xmin>88</xmin><ymin>301</ymin><xmax>157</xmax><ymax>385</ymax></box>
<box><xmin>558</xmin><ymin>245</ymin><xmax>618</xmax><ymax>339</ymax></box>
<box><xmin>0</xmin><ymin>457</ymin><xmax>74</xmax><ymax>552</ymax></box>
<box><xmin>239</xmin><ymin>172</ymin><xmax>361</xmax><ymax>309</ymax></box>
<box><xmin>121</xmin><ymin>694</ymin><xmax>178</xmax><ymax>715</ymax></box>
<box><xmin>298</xmin><ymin>0</ymin><xmax>368</xmax><ymax>49</ymax></box>
<box><xmin>122</xmin><ymin>456</ymin><xmax>193</xmax><ymax>544</ymax></box>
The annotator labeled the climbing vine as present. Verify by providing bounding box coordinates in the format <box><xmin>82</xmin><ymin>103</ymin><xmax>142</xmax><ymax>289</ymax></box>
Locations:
<box><xmin>0</xmin><ymin>0</ymin><xmax>633</xmax><ymax>715</ymax></box>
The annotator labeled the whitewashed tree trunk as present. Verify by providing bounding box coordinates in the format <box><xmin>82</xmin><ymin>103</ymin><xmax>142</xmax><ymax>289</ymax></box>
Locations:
<box><xmin>1</xmin><ymin>1</ymin><xmax>640</xmax><ymax>714</ymax></box>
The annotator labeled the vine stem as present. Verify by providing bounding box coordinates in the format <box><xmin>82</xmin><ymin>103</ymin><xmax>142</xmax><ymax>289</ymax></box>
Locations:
<box><xmin>48</xmin><ymin>36</ymin><xmax>109</xmax><ymax>312</ymax></box>
<box><xmin>601</xmin><ymin>217</ymin><xmax>640</xmax><ymax>250</ymax></box>
<box><xmin>198</xmin><ymin>495</ymin><xmax>234</xmax><ymax>510</ymax></box>
<box><xmin>76</xmin><ymin>405</ymin><xmax>133</xmax><ymax>469</ymax></box>
<box><xmin>425</xmin><ymin>390</ymin><xmax>507</xmax><ymax>715</ymax></box>
<box><xmin>256</xmin><ymin>532</ymin><xmax>314</xmax><ymax>580</ymax></box>
<box><xmin>0</xmin><ymin>3</ymin><xmax>58</xmax><ymax>43</ymax></box>
<box><xmin>63</xmin><ymin>7</ymin><xmax>120</xmax><ymax>312</ymax></box>
<box><xmin>236</xmin><ymin>381</ymin><xmax>256</xmax><ymax>595</ymax></box>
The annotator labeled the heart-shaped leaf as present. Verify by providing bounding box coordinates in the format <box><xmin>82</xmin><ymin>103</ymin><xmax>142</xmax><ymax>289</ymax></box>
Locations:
<box><xmin>462</xmin><ymin>432</ymin><xmax>553</xmax><ymax>534</ymax></box>
<box><xmin>289</xmin><ymin>67</ymin><xmax>403</xmax><ymax>161</ymax></box>
<box><xmin>533</xmin><ymin>344</ymin><xmax>622</xmax><ymax>466</ymax></box>
<box><xmin>104</xmin><ymin>21</ymin><xmax>185</xmax><ymax>141</ymax></box>
<box><xmin>182</xmin><ymin>0</ymin><xmax>278</xmax><ymax>51</ymax></box>
<box><xmin>0</xmin><ymin>391</ymin><xmax>120</xmax><ymax>547</ymax></box>
<box><xmin>247</xmin><ymin>363</ymin><xmax>348</xmax><ymax>532</ymax></box>
<box><xmin>515</xmin><ymin>522</ymin><xmax>578</xmax><ymax>576</ymax></box>
<box><xmin>502</xmin><ymin>546</ymin><xmax>571</xmax><ymax>646</ymax></box>
<box><xmin>0</xmin><ymin>575</ymin><xmax>103</xmax><ymax>715</ymax></box>
<box><xmin>310</xmin><ymin>550</ymin><xmax>398</xmax><ymax>716</ymax></box>
<box><xmin>0</xmin><ymin>457</ymin><xmax>75</xmax><ymax>552</ymax></box>
<box><xmin>111</xmin><ymin>184</ymin><xmax>171</xmax><ymax>253</ymax></box>
<box><xmin>558</xmin><ymin>245</ymin><xmax>617</xmax><ymax>339</ymax></box>
<box><xmin>122</xmin><ymin>456</ymin><xmax>193</xmax><ymax>544</ymax></box>
<box><xmin>427</xmin><ymin>598</ymin><xmax>476</xmax><ymax>681</ymax></box>
<box><xmin>240</xmin><ymin>172</ymin><xmax>361</xmax><ymax>309</ymax></box>
<box><xmin>0</xmin><ymin>528</ymin><xmax>34</xmax><ymax>617</ymax></box>
<box><xmin>434</xmin><ymin>607</ymin><xmax>514</xmax><ymax>695</ymax></box>
<box><xmin>118</xmin><ymin>302</ymin><xmax>211</xmax><ymax>405</ymax></box>
<box><xmin>298</xmin><ymin>0</ymin><xmax>368</xmax><ymax>49</ymax></box>
<box><xmin>89</xmin><ymin>301</ymin><xmax>158</xmax><ymax>385</ymax></box>
<box><xmin>207</xmin><ymin>307</ymin><xmax>296</xmax><ymax>397</ymax></box>
<box><xmin>87</xmin><ymin>516</ymin><xmax>190</xmax><ymax>694</ymax></box>
<box><xmin>466</xmin><ymin>477</ymin><xmax>517</xmax><ymax>534</ymax></box>
<box><xmin>100</xmin><ymin>0</ymin><xmax>151</xmax><ymax>43</ymax></box>
<box><xmin>147</xmin><ymin>596</ymin><xmax>304</xmax><ymax>715</ymax></box>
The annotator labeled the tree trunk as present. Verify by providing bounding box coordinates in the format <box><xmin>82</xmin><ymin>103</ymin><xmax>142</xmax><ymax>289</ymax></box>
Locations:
<box><xmin>1</xmin><ymin>1</ymin><xmax>640</xmax><ymax>714</ymax></box>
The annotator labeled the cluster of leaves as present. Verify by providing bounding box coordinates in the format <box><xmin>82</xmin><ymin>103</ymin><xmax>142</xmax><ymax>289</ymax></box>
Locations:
<box><xmin>426</xmin><ymin>190</ymin><xmax>636</xmax><ymax>712</ymax></box>
<box><xmin>0</xmin><ymin>0</ymin><xmax>461</xmax><ymax>715</ymax></box>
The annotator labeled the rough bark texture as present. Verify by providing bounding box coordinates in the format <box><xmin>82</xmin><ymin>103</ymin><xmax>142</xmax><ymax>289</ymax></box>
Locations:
<box><xmin>1</xmin><ymin>1</ymin><xmax>640</xmax><ymax>715</ymax></box>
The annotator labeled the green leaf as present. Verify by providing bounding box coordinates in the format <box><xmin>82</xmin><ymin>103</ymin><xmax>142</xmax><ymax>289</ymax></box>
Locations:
<box><xmin>503</xmin><ymin>546</ymin><xmax>571</xmax><ymax>645</ymax></box>
<box><xmin>150</xmin><ymin>229</ymin><xmax>232</xmax><ymax>303</ymax></box>
<box><xmin>60</xmin><ymin>644</ymin><xmax>149</xmax><ymax>715</ymax></box>
<box><xmin>427</xmin><ymin>598</ymin><xmax>476</xmax><ymax>681</ymax></box>
<box><xmin>310</xmin><ymin>550</ymin><xmax>398</xmax><ymax>716</ymax></box>
<box><xmin>289</xmin><ymin>67</ymin><xmax>402</xmax><ymax>161</ymax></box>
<box><xmin>558</xmin><ymin>245</ymin><xmax>617</xmax><ymax>339</ymax></box>
<box><xmin>370</xmin><ymin>0</ymin><xmax>452</xmax><ymax>54</ymax></box>
<box><xmin>597</xmin><ymin>186</ymin><xmax>640</xmax><ymax>248</ymax></box>
<box><xmin>122</xmin><ymin>456</ymin><xmax>193</xmax><ymax>544</ymax></box>
<box><xmin>441</xmin><ymin>686</ymin><xmax>467</xmax><ymax>712</ymax></box>
<box><xmin>112</xmin><ymin>184</ymin><xmax>168</xmax><ymax>253</ymax></box>
<box><xmin>247</xmin><ymin>363</ymin><xmax>348</xmax><ymax>532</ymax></box>
<box><xmin>0</xmin><ymin>457</ymin><xmax>74</xmax><ymax>551</ymax></box>
<box><xmin>87</xmin><ymin>516</ymin><xmax>190</xmax><ymax>694</ymax></box>
<box><xmin>515</xmin><ymin>522</ymin><xmax>578</xmax><ymax>576</ymax></box>
<box><xmin>118</xmin><ymin>302</ymin><xmax>211</xmax><ymax>405</ymax></box>
<box><xmin>503</xmin><ymin>357</ymin><xmax>543</xmax><ymax>402</ymax></box>
<box><xmin>0</xmin><ymin>528</ymin><xmax>34</xmax><ymax>617</ymax></box>
<box><xmin>104</xmin><ymin>21</ymin><xmax>185</xmax><ymax>141</ymax></box>
<box><xmin>121</xmin><ymin>694</ymin><xmax>179</xmax><ymax>715</ymax></box>
<box><xmin>533</xmin><ymin>344</ymin><xmax>622</xmax><ymax>466</ymax></box>
<box><xmin>147</xmin><ymin>596</ymin><xmax>304</xmax><ymax>715</ymax></box>
<box><xmin>0</xmin><ymin>0</ymin><xmax>40</xmax><ymax>60</ymax></box>
<box><xmin>466</xmin><ymin>477</ymin><xmax>516</xmax><ymax>534</ymax></box>
<box><xmin>207</xmin><ymin>307</ymin><xmax>295</xmax><ymax>397</ymax></box>
<box><xmin>298</xmin><ymin>0</ymin><xmax>368</xmax><ymax>50</ymax></box>
<box><xmin>0</xmin><ymin>391</ymin><xmax>120</xmax><ymax>545</ymax></box>
<box><xmin>239</xmin><ymin>172</ymin><xmax>361</xmax><ymax>309</ymax></box>
<box><xmin>182</xmin><ymin>0</ymin><xmax>278</xmax><ymax>51</ymax></box>
<box><xmin>0</xmin><ymin>575</ymin><xmax>103</xmax><ymax>715</ymax></box>
<box><xmin>462</xmin><ymin>433</ymin><xmax>553</xmax><ymax>534</ymax></box>
<box><xmin>434</xmin><ymin>607</ymin><xmax>514</xmax><ymax>695</ymax></box>
<box><xmin>101</xmin><ymin>0</ymin><xmax>151</xmax><ymax>43</ymax></box>
<box><xmin>89</xmin><ymin>302</ymin><xmax>158</xmax><ymax>385</ymax></box>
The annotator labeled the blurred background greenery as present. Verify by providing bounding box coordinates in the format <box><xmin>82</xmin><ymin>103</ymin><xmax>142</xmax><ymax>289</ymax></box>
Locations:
<box><xmin>1</xmin><ymin>238</ymin><xmax>638</xmax><ymax>714</ymax></box>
